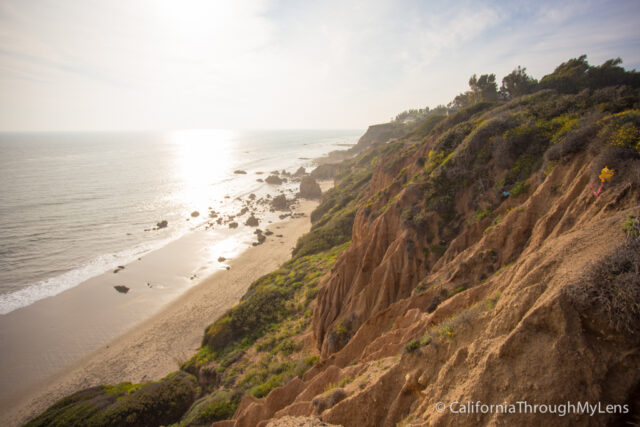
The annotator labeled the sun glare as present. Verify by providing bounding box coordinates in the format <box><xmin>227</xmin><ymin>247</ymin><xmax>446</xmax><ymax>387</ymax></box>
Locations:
<box><xmin>170</xmin><ymin>129</ymin><xmax>234</xmax><ymax>211</ymax></box>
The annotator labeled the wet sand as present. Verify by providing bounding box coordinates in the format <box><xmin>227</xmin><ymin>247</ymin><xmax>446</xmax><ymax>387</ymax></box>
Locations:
<box><xmin>0</xmin><ymin>188</ymin><xmax>330</xmax><ymax>426</ymax></box>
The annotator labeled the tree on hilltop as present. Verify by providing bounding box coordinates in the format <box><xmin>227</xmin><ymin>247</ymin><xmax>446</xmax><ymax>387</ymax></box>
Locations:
<box><xmin>500</xmin><ymin>66</ymin><xmax>538</xmax><ymax>99</ymax></box>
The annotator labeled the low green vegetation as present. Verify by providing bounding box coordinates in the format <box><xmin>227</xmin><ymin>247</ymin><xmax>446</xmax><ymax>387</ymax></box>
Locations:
<box><xmin>622</xmin><ymin>215</ymin><xmax>638</xmax><ymax>237</ymax></box>
<box><xmin>26</xmin><ymin>372</ymin><xmax>198</xmax><ymax>427</ymax></box>
<box><xmin>510</xmin><ymin>181</ymin><xmax>528</xmax><ymax>197</ymax></box>
<box><xmin>197</xmin><ymin>242</ymin><xmax>348</xmax><ymax>361</ymax></box>
<box><xmin>404</xmin><ymin>292</ymin><xmax>502</xmax><ymax>353</ymax></box>
<box><xmin>474</xmin><ymin>208</ymin><xmax>492</xmax><ymax>222</ymax></box>
<box><xmin>176</xmin><ymin>241</ymin><xmax>347</xmax><ymax>423</ymax></box>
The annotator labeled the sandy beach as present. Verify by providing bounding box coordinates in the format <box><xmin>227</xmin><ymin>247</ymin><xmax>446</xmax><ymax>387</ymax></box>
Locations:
<box><xmin>0</xmin><ymin>187</ymin><xmax>329</xmax><ymax>427</ymax></box>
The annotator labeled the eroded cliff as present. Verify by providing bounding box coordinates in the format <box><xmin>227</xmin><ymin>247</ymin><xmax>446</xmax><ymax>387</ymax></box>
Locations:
<box><xmin>28</xmin><ymin>58</ymin><xmax>640</xmax><ymax>427</ymax></box>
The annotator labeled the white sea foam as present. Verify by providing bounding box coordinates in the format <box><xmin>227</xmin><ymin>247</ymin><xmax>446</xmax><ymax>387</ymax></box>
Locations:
<box><xmin>0</xmin><ymin>235</ymin><xmax>178</xmax><ymax>315</ymax></box>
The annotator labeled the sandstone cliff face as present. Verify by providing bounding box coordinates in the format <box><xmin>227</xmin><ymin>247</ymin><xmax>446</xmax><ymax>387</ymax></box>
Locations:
<box><xmin>228</xmin><ymin>88</ymin><xmax>640</xmax><ymax>426</ymax></box>
<box><xmin>229</xmin><ymin>154</ymin><xmax>639</xmax><ymax>427</ymax></box>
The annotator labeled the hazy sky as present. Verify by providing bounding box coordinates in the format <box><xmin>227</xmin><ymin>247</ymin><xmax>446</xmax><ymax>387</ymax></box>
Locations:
<box><xmin>1</xmin><ymin>0</ymin><xmax>639</xmax><ymax>131</ymax></box>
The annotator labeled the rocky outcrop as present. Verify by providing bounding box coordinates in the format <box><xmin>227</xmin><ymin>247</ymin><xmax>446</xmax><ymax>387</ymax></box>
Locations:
<box><xmin>266</xmin><ymin>175</ymin><xmax>283</xmax><ymax>185</ymax></box>
<box><xmin>299</xmin><ymin>176</ymin><xmax>322</xmax><ymax>199</ymax></box>
<box><xmin>271</xmin><ymin>194</ymin><xmax>291</xmax><ymax>211</ymax></box>
<box><xmin>245</xmin><ymin>215</ymin><xmax>259</xmax><ymax>227</ymax></box>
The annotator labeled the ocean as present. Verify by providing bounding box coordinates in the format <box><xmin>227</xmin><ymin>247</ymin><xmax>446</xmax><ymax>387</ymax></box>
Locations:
<box><xmin>0</xmin><ymin>129</ymin><xmax>361</xmax><ymax>315</ymax></box>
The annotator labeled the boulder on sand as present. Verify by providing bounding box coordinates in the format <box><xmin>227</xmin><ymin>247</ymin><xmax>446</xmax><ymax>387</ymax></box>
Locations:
<box><xmin>299</xmin><ymin>176</ymin><xmax>322</xmax><ymax>199</ymax></box>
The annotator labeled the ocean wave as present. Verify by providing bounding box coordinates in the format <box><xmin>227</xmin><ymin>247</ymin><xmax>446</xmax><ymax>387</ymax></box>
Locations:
<box><xmin>0</xmin><ymin>234</ymin><xmax>180</xmax><ymax>315</ymax></box>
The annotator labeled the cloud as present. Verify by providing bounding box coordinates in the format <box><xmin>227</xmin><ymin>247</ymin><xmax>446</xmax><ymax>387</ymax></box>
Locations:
<box><xmin>0</xmin><ymin>0</ymin><xmax>639</xmax><ymax>131</ymax></box>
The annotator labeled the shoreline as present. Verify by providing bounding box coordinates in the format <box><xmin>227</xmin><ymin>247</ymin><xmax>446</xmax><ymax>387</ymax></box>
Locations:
<box><xmin>0</xmin><ymin>183</ymin><xmax>332</xmax><ymax>427</ymax></box>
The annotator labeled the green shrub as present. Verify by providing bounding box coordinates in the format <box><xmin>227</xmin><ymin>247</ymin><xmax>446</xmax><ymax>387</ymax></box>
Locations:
<box><xmin>510</xmin><ymin>181</ymin><xmax>528</xmax><ymax>197</ymax></box>
<box><xmin>338</xmin><ymin>376</ymin><xmax>354</xmax><ymax>387</ymax></box>
<box><xmin>180</xmin><ymin>391</ymin><xmax>237</xmax><ymax>425</ymax></box>
<box><xmin>26</xmin><ymin>372</ymin><xmax>198</xmax><ymax>427</ymax></box>
<box><xmin>276</xmin><ymin>339</ymin><xmax>298</xmax><ymax>356</ymax></box>
<box><xmin>404</xmin><ymin>339</ymin><xmax>420</xmax><ymax>353</ymax></box>
<box><xmin>202</xmin><ymin>286</ymin><xmax>290</xmax><ymax>353</ymax></box>
<box><xmin>475</xmin><ymin>208</ymin><xmax>492</xmax><ymax>222</ymax></box>
<box><xmin>623</xmin><ymin>215</ymin><xmax>639</xmax><ymax>237</ymax></box>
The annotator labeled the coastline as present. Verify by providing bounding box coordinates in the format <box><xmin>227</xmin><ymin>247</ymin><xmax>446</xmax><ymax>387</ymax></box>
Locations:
<box><xmin>0</xmin><ymin>184</ymin><xmax>332</xmax><ymax>427</ymax></box>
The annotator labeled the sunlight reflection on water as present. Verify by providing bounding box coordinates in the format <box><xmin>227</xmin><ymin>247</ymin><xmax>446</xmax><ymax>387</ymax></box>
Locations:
<box><xmin>169</xmin><ymin>129</ymin><xmax>234</xmax><ymax>213</ymax></box>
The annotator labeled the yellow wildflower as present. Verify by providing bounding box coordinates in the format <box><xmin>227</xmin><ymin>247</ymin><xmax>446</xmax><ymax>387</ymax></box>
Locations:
<box><xmin>599</xmin><ymin>166</ymin><xmax>615</xmax><ymax>183</ymax></box>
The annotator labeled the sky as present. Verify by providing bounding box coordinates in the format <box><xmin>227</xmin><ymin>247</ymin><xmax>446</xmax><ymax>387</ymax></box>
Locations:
<box><xmin>0</xmin><ymin>0</ymin><xmax>639</xmax><ymax>131</ymax></box>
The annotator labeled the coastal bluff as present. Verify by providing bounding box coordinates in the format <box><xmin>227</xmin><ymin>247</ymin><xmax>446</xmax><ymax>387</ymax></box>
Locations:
<box><xmin>25</xmin><ymin>57</ymin><xmax>640</xmax><ymax>426</ymax></box>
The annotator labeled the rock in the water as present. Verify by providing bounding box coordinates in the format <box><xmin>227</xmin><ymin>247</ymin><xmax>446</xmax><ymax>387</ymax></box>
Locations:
<box><xmin>245</xmin><ymin>215</ymin><xmax>259</xmax><ymax>227</ymax></box>
<box><xmin>218</xmin><ymin>256</ymin><xmax>226</xmax><ymax>262</ymax></box>
<box><xmin>234</xmin><ymin>170</ymin><xmax>247</xmax><ymax>174</ymax></box>
<box><xmin>228</xmin><ymin>222</ymin><xmax>239</xmax><ymax>229</ymax></box>
<box><xmin>190</xmin><ymin>211</ymin><xmax>200</xmax><ymax>217</ymax></box>
<box><xmin>271</xmin><ymin>194</ymin><xmax>290</xmax><ymax>211</ymax></box>
<box><xmin>265</xmin><ymin>175</ymin><xmax>283</xmax><ymax>185</ymax></box>
<box><xmin>156</xmin><ymin>220</ymin><xmax>168</xmax><ymax>229</ymax></box>
<box><xmin>256</xmin><ymin>178</ymin><xmax>264</xmax><ymax>182</ymax></box>
<box><xmin>299</xmin><ymin>176</ymin><xmax>322</xmax><ymax>199</ymax></box>
<box><xmin>249</xmin><ymin>193</ymin><xmax>256</xmax><ymax>200</ymax></box>
<box><xmin>114</xmin><ymin>285</ymin><xmax>130</xmax><ymax>294</ymax></box>
<box><xmin>294</xmin><ymin>166</ymin><xmax>306</xmax><ymax>176</ymax></box>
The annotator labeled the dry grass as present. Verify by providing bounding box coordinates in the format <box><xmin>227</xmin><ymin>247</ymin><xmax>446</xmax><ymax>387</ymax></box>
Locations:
<box><xmin>565</xmin><ymin>237</ymin><xmax>640</xmax><ymax>336</ymax></box>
